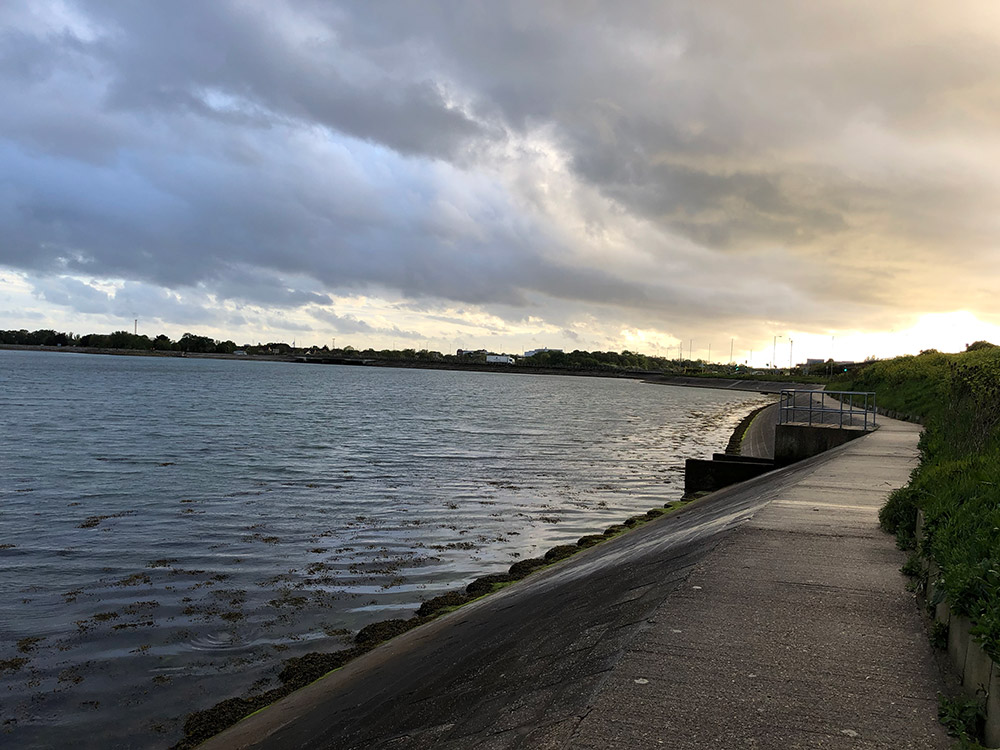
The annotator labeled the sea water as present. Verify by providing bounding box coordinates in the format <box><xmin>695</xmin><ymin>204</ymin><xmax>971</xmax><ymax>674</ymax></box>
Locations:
<box><xmin>0</xmin><ymin>350</ymin><xmax>770</xmax><ymax>748</ymax></box>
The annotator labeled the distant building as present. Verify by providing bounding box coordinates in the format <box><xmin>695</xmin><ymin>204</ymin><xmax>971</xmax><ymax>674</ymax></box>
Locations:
<box><xmin>457</xmin><ymin>348</ymin><xmax>488</xmax><ymax>356</ymax></box>
<box><xmin>523</xmin><ymin>348</ymin><xmax>562</xmax><ymax>357</ymax></box>
<box><xmin>486</xmin><ymin>354</ymin><xmax>515</xmax><ymax>364</ymax></box>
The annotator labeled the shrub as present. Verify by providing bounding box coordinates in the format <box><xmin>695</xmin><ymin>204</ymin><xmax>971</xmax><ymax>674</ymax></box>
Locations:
<box><xmin>843</xmin><ymin>346</ymin><xmax>1000</xmax><ymax>659</ymax></box>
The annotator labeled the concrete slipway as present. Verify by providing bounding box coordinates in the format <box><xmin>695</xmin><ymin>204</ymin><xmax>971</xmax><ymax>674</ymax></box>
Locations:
<box><xmin>201</xmin><ymin>416</ymin><xmax>949</xmax><ymax>750</ymax></box>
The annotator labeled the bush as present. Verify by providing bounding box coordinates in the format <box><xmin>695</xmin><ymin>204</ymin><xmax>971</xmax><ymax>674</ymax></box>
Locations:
<box><xmin>879</xmin><ymin>486</ymin><xmax>919</xmax><ymax>548</ymax></box>
<box><xmin>845</xmin><ymin>345</ymin><xmax>1000</xmax><ymax>659</ymax></box>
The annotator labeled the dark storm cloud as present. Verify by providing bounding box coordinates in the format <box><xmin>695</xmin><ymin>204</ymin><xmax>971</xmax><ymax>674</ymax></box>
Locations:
<box><xmin>78</xmin><ymin>2</ymin><xmax>486</xmax><ymax>159</ymax></box>
<box><xmin>1</xmin><ymin>0</ymin><xmax>999</xmax><ymax>340</ymax></box>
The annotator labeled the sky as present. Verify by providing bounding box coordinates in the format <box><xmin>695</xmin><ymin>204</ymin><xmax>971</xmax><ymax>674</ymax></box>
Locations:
<box><xmin>2</xmin><ymin>1</ymin><xmax>1000</xmax><ymax>365</ymax></box>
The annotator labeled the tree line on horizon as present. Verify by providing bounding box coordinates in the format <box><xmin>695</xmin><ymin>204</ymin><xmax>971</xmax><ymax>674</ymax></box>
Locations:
<box><xmin>1</xmin><ymin>328</ymin><xmax>246</xmax><ymax>354</ymax></box>
<box><xmin>0</xmin><ymin>327</ymin><xmax>679</xmax><ymax>367</ymax></box>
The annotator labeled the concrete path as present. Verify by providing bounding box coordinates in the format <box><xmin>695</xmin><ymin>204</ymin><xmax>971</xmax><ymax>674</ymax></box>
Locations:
<box><xmin>740</xmin><ymin>402</ymin><xmax>779</xmax><ymax>459</ymax></box>
<box><xmin>647</xmin><ymin>377</ymin><xmax>825</xmax><ymax>395</ymax></box>
<box><xmin>571</xmin><ymin>417</ymin><xmax>946</xmax><ymax>749</ymax></box>
<box><xmin>201</xmin><ymin>417</ymin><xmax>947</xmax><ymax>750</ymax></box>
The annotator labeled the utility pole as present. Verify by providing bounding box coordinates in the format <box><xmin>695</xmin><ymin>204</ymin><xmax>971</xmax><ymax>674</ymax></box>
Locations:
<box><xmin>789</xmin><ymin>339</ymin><xmax>794</xmax><ymax>369</ymax></box>
<box><xmin>689</xmin><ymin>339</ymin><xmax>693</xmax><ymax>361</ymax></box>
<box><xmin>772</xmin><ymin>335</ymin><xmax>782</xmax><ymax>369</ymax></box>
<box><xmin>730</xmin><ymin>338</ymin><xmax>734</xmax><ymax>364</ymax></box>
<box><xmin>708</xmin><ymin>343</ymin><xmax>711</xmax><ymax>363</ymax></box>
<box><xmin>134</xmin><ymin>318</ymin><xmax>137</xmax><ymax>336</ymax></box>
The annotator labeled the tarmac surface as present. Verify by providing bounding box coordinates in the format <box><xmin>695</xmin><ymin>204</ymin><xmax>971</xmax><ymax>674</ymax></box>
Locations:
<box><xmin>202</xmin><ymin>416</ymin><xmax>948</xmax><ymax>750</ymax></box>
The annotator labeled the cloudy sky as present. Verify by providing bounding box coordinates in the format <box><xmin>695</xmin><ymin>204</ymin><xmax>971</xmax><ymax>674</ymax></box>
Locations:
<box><xmin>2</xmin><ymin>1</ymin><xmax>1000</xmax><ymax>363</ymax></box>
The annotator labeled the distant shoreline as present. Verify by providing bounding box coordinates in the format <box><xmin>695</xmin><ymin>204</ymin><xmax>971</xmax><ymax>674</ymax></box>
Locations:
<box><xmin>0</xmin><ymin>344</ymin><xmax>820</xmax><ymax>393</ymax></box>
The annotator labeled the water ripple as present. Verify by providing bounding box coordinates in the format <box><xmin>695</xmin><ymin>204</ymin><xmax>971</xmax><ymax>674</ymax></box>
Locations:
<box><xmin>0</xmin><ymin>350</ymin><xmax>771</xmax><ymax>749</ymax></box>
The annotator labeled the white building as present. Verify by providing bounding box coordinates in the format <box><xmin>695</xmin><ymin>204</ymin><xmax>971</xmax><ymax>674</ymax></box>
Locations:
<box><xmin>523</xmin><ymin>348</ymin><xmax>562</xmax><ymax>357</ymax></box>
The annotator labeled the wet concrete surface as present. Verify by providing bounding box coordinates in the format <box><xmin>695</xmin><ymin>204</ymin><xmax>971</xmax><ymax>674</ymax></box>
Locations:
<box><xmin>202</xmin><ymin>417</ymin><xmax>947</xmax><ymax>750</ymax></box>
<box><xmin>741</xmin><ymin>402</ymin><xmax>779</xmax><ymax>460</ymax></box>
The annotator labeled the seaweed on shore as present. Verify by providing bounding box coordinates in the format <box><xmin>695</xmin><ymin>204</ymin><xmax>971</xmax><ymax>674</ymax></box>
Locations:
<box><xmin>417</xmin><ymin>590</ymin><xmax>474</xmax><ymax>617</ymax></box>
<box><xmin>172</xmin><ymin>496</ymin><xmax>696</xmax><ymax>749</ymax></box>
<box><xmin>354</xmin><ymin>618</ymin><xmax>425</xmax><ymax>648</ymax></box>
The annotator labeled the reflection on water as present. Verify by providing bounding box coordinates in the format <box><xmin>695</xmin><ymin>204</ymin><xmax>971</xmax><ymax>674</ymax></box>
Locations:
<box><xmin>0</xmin><ymin>351</ymin><xmax>770</xmax><ymax>748</ymax></box>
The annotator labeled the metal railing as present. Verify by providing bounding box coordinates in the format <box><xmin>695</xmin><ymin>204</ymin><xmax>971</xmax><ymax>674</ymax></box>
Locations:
<box><xmin>777</xmin><ymin>390</ymin><xmax>877</xmax><ymax>431</ymax></box>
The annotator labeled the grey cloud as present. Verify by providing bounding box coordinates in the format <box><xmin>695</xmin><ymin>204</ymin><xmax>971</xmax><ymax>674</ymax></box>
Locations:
<box><xmin>349</xmin><ymin>1</ymin><xmax>999</xmax><ymax>257</ymax></box>
<box><xmin>263</xmin><ymin>316</ymin><xmax>314</xmax><ymax>334</ymax></box>
<box><xmin>118</xmin><ymin>284</ymin><xmax>218</xmax><ymax>327</ymax></box>
<box><xmin>32</xmin><ymin>276</ymin><xmax>112</xmax><ymax>314</ymax></box>
<box><xmin>78</xmin><ymin>1</ymin><xmax>485</xmax><ymax>159</ymax></box>
<box><xmin>1</xmin><ymin>0</ymin><xmax>999</xmax><ymax>344</ymax></box>
<box><xmin>27</xmin><ymin>274</ymin><xmax>222</xmax><ymax>329</ymax></box>
<box><xmin>310</xmin><ymin>307</ymin><xmax>423</xmax><ymax>340</ymax></box>
<box><xmin>211</xmin><ymin>268</ymin><xmax>333</xmax><ymax>309</ymax></box>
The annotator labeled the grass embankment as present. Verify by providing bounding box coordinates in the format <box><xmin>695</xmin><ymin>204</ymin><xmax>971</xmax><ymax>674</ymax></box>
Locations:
<box><xmin>834</xmin><ymin>343</ymin><xmax>1000</xmax><ymax>662</ymax></box>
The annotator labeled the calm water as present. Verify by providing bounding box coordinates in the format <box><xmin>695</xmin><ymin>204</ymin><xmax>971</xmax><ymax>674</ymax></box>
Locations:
<box><xmin>0</xmin><ymin>351</ymin><xmax>770</xmax><ymax>748</ymax></box>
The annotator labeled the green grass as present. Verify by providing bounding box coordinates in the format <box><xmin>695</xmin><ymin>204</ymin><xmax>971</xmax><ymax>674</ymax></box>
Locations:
<box><xmin>939</xmin><ymin>693</ymin><xmax>986</xmax><ymax>744</ymax></box>
<box><xmin>834</xmin><ymin>344</ymin><xmax>1000</xmax><ymax>664</ymax></box>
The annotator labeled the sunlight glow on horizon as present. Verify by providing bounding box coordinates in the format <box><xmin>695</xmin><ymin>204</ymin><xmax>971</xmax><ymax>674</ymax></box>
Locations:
<box><xmin>4</xmin><ymin>267</ymin><xmax>999</xmax><ymax>365</ymax></box>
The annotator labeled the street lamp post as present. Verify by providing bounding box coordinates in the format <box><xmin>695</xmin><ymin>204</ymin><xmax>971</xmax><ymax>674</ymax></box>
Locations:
<box><xmin>772</xmin><ymin>335</ymin><xmax>782</xmax><ymax>369</ymax></box>
<box><xmin>789</xmin><ymin>339</ymin><xmax>794</xmax><ymax>369</ymax></box>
